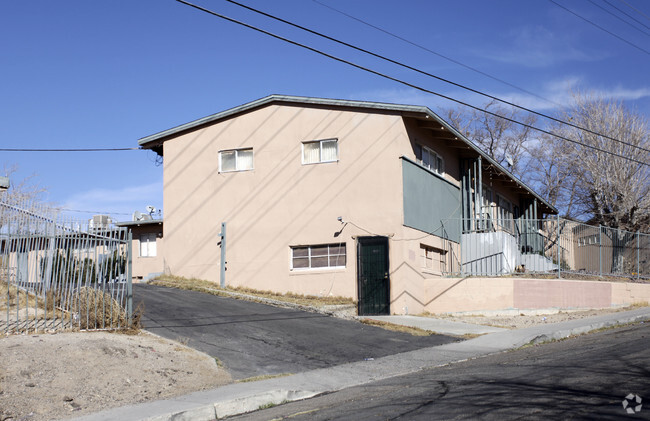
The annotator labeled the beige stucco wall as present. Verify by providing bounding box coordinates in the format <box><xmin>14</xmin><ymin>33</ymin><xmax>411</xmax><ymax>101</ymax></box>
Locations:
<box><xmin>415</xmin><ymin>277</ymin><xmax>650</xmax><ymax>315</ymax></box>
<box><xmin>163</xmin><ymin>104</ymin><xmax>414</xmax><ymax>300</ymax></box>
<box><xmin>130</xmin><ymin>224</ymin><xmax>164</xmax><ymax>281</ymax></box>
<box><xmin>160</xmin><ymin>102</ymin><xmax>565</xmax><ymax>314</ymax></box>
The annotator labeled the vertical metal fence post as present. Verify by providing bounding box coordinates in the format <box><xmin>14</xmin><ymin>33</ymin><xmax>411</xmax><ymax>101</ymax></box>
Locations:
<box><xmin>459</xmin><ymin>218</ymin><xmax>464</xmax><ymax>276</ymax></box>
<box><xmin>599</xmin><ymin>225</ymin><xmax>603</xmax><ymax>278</ymax></box>
<box><xmin>557</xmin><ymin>213</ymin><xmax>561</xmax><ymax>279</ymax></box>
<box><xmin>637</xmin><ymin>231</ymin><xmax>640</xmax><ymax>281</ymax></box>
<box><xmin>127</xmin><ymin>230</ymin><xmax>133</xmax><ymax>325</ymax></box>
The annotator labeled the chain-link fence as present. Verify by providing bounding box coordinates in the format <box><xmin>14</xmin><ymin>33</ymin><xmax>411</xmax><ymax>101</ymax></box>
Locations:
<box><xmin>1</xmin><ymin>198</ymin><xmax>132</xmax><ymax>334</ymax></box>
<box><xmin>444</xmin><ymin>217</ymin><xmax>649</xmax><ymax>278</ymax></box>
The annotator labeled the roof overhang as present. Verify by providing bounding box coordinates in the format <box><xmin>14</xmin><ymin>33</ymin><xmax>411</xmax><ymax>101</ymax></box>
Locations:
<box><xmin>115</xmin><ymin>219</ymin><xmax>163</xmax><ymax>228</ymax></box>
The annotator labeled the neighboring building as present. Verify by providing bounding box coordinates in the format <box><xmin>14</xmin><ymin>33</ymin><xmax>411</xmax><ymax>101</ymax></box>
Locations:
<box><xmin>139</xmin><ymin>95</ymin><xmax>556</xmax><ymax>315</ymax></box>
<box><xmin>115</xmin><ymin>219</ymin><xmax>164</xmax><ymax>282</ymax></box>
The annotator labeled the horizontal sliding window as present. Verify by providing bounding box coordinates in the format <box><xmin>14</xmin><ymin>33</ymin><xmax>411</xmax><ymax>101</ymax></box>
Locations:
<box><xmin>291</xmin><ymin>243</ymin><xmax>346</xmax><ymax>270</ymax></box>
<box><xmin>302</xmin><ymin>138</ymin><xmax>338</xmax><ymax>164</ymax></box>
<box><xmin>219</xmin><ymin>148</ymin><xmax>254</xmax><ymax>172</ymax></box>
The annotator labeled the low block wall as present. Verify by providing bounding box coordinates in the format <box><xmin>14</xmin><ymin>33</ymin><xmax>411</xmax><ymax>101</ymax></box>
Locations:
<box><xmin>390</xmin><ymin>277</ymin><xmax>650</xmax><ymax>315</ymax></box>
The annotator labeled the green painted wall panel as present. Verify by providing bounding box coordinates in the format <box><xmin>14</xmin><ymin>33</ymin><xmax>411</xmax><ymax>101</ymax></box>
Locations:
<box><xmin>402</xmin><ymin>158</ymin><xmax>461</xmax><ymax>242</ymax></box>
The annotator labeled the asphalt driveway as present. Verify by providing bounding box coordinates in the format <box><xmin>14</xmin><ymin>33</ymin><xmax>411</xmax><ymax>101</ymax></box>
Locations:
<box><xmin>134</xmin><ymin>284</ymin><xmax>458</xmax><ymax>380</ymax></box>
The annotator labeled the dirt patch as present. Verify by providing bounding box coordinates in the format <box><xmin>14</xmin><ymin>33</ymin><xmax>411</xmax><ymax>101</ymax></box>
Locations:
<box><xmin>0</xmin><ymin>331</ymin><xmax>231</xmax><ymax>421</ymax></box>
<box><xmin>436</xmin><ymin>306</ymin><xmax>645</xmax><ymax>329</ymax></box>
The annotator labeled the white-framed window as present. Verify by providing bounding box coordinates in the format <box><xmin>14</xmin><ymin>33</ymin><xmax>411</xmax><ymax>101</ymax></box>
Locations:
<box><xmin>302</xmin><ymin>138</ymin><xmax>338</xmax><ymax>164</ymax></box>
<box><xmin>418</xmin><ymin>145</ymin><xmax>444</xmax><ymax>175</ymax></box>
<box><xmin>219</xmin><ymin>148</ymin><xmax>254</xmax><ymax>172</ymax></box>
<box><xmin>578</xmin><ymin>235</ymin><xmax>600</xmax><ymax>246</ymax></box>
<box><xmin>140</xmin><ymin>233</ymin><xmax>157</xmax><ymax>257</ymax></box>
<box><xmin>291</xmin><ymin>243</ymin><xmax>346</xmax><ymax>270</ymax></box>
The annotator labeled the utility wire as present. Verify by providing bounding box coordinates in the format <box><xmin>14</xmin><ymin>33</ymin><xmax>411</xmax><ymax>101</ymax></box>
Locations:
<box><xmin>0</xmin><ymin>147</ymin><xmax>141</xmax><ymax>152</ymax></box>
<box><xmin>617</xmin><ymin>0</ymin><xmax>650</xmax><ymax>23</ymax></box>
<box><xmin>548</xmin><ymin>0</ymin><xmax>650</xmax><ymax>55</ymax></box>
<box><xmin>54</xmin><ymin>207</ymin><xmax>132</xmax><ymax>216</ymax></box>
<box><xmin>604</xmin><ymin>0</ymin><xmax>650</xmax><ymax>30</ymax></box>
<box><xmin>219</xmin><ymin>0</ymin><xmax>650</xmax><ymax>154</ymax></box>
<box><xmin>587</xmin><ymin>0</ymin><xmax>650</xmax><ymax>37</ymax></box>
<box><xmin>175</xmin><ymin>0</ymin><xmax>650</xmax><ymax>167</ymax></box>
<box><xmin>311</xmin><ymin>0</ymin><xmax>561</xmax><ymax>109</ymax></box>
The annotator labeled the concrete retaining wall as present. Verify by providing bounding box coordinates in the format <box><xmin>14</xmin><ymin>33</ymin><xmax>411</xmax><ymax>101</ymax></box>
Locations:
<box><xmin>402</xmin><ymin>277</ymin><xmax>650</xmax><ymax>315</ymax></box>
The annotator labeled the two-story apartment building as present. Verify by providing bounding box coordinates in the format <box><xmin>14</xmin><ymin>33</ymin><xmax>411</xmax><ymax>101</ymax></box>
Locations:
<box><xmin>139</xmin><ymin>95</ymin><xmax>556</xmax><ymax>315</ymax></box>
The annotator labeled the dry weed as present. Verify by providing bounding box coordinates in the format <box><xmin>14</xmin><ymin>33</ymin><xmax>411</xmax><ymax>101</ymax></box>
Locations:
<box><xmin>71</xmin><ymin>287</ymin><xmax>140</xmax><ymax>331</ymax></box>
<box><xmin>152</xmin><ymin>274</ymin><xmax>355</xmax><ymax>307</ymax></box>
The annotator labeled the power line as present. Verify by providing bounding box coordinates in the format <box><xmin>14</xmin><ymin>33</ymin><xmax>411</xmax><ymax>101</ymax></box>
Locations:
<box><xmin>548</xmin><ymin>0</ymin><xmax>650</xmax><ymax>55</ymax></box>
<box><xmin>587</xmin><ymin>0</ymin><xmax>650</xmax><ymax>37</ymax></box>
<box><xmin>54</xmin><ymin>207</ymin><xmax>132</xmax><ymax>216</ymax></box>
<box><xmin>311</xmin><ymin>0</ymin><xmax>562</xmax><ymax>109</ymax></box>
<box><xmin>604</xmin><ymin>0</ymin><xmax>650</xmax><ymax>30</ymax></box>
<box><xmin>0</xmin><ymin>147</ymin><xmax>141</xmax><ymax>152</ymax></box>
<box><xmin>617</xmin><ymin>0</ymin><xmax>650</xmax><ymax>23</ymax></box>
<box><xmin>217</xmin><ymin>0</ymin><xmax>650</xmax><ymax>155</ymax></box>
<box><xmin>174</xmin><ymin>0</ymin><xmax>650</xmax><ymax>167</ymax></box>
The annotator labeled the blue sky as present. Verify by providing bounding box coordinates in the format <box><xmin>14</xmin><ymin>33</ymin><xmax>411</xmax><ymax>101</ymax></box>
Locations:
<box><xmin>2</xmin><ymin>0</ymin><xmax>649</xmax><ymax>221</ymax></box>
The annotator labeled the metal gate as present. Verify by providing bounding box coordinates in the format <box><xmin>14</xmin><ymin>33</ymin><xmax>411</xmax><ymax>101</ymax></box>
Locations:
<box><xmin>1</xmin><ymin>198</ymin><xmax>132</xmax><ymax>334</ymax></box>
<box><xmin>357</xmin><ymin>236</ymin><xmax>390</xmax><ymax>316</ymax></box>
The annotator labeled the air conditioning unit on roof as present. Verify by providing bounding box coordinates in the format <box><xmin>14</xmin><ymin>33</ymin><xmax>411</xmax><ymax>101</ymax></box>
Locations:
<box><xmin>91</xmin><ymin>214</ymin><xmax>111</xmax><ymax>229</ymax></box>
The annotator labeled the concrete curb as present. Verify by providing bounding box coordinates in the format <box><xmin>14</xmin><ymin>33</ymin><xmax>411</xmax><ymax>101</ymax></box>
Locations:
<box><xmin>73</xmin><ymin>307</ymin><xmax>650</xmax><ymax>421</ymax></box>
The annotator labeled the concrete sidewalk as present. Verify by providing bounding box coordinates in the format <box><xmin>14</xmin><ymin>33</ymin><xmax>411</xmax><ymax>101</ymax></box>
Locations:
<box><xmin>74</xmin><ymin>307</ymin><xmax>650</xmax><ymax>421</ymax></box>
<box><xmin>361</xmin><ymin>315</ymin><xmax>507</xmax><ymax>335</ymax></box>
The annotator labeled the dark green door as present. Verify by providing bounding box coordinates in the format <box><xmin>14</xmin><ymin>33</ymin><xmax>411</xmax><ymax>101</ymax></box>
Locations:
<box><xmin>357</xmin><ymin>236</ymin><xmax>390</xmax><ymax>315</ymax></box>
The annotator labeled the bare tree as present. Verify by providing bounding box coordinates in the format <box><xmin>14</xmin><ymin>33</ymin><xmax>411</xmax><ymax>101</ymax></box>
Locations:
<box><xmin>445</xmin><ymin>100</ymin><xmax>538</xmax><ymax>180</ymax></box>
<box><xmin>0</xmin><ymin>165</ymin><xmax>51</xmax><ymax>230</ymax></box>
<box><xmin>548</xmin><ymin>92</ymin><xmax>650</xmax><ymax>232</ymax></box>
<box><xmin>534</xmin><ymin>92</ymin><xmax>650</xmax><ymax>273</ymax></box>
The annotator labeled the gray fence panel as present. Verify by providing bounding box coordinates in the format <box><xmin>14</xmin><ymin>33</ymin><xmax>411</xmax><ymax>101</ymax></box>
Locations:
<box><xmin>1</xmin><ymin>198</ymin><xmax>132</xmax><ymax>335</ymax></box>
<box><xmin>445</xmin><ymin>217</ymin><xmax>649</xmax><ymax>279</ymax></box>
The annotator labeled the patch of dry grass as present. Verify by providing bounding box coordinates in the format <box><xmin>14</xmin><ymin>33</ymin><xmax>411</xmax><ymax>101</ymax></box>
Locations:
<box><xmin>1</xmin><ymin>280</ymin><xmax>140</xmax><ymax>333</ymax></box>
<box><xmin>151</xmin><ymin>275</ymin><xmax>355</xmax><ymax>307</ymax></box>
<box><xmin>72</xmin><ymin>287</ymin><xmax>141</xmax><ymax>331</ymax></box>
<box><xmin>0</xmin><ymin>280</ymin><xmax>27</xmax><ymax>311</ymax></box>
<box><xmin>503</xmin><ymin>272</ymin><xmax>649</xmax><ymax>284</ymax></box>
<box><xmin>236</xmin><ymin>373</ymin><xmax>292</xmax><ymax>383</ymax></box>
<box><xmin>360</xmin><ymin>319</ymin><xmax>433</xmax><ymax>336</ymax></box>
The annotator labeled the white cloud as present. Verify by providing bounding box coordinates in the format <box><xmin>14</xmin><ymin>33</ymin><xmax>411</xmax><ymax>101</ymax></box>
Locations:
<box><xmin>352</xmin><ymin>78</ymin><xmax>650</xmax><ymax>121</ymax></box>
<box><xmin>61</xmin><ymin>181</ymin><xmax>162</xmax><ymax>221</ymax></box>
<box><xmin>477</xmin><ymin>25</ymin><xmax>608</xmax><ymax>68</ymax></box>
<box><xmin>495</xmin><ymin>78</ymin><xmax>650</xmax><ymax>111</ymax></box>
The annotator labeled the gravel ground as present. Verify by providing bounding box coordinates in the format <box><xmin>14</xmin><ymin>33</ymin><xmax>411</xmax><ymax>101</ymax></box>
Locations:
<box><xmin>0</xmin><ymin>331</ymin><xmax>231</xmax><ymax>421</ymax></box>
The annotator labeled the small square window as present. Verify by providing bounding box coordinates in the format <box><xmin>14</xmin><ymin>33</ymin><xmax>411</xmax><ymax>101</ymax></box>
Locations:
<box><xmin>420</xmin><ymin>244</ymin><xmax>446</xmax><ymax>273</ymax></box>
<box><xmin>302</xmin><ymin>139</ymin><xmax>338</xmax><ymax>164</ymax></box>
<box><xmin>140</xmin><ymin>233</ymin><xmax>157</xmax><ymax>257</ymax></box>
<box><xmin>219</xmin><ymin>148</ymin><xmax>254</xmax><ymax>172</ymax></box>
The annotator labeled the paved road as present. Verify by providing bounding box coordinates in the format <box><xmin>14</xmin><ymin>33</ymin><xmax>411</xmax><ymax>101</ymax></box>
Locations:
<box><xmin>232</xmin><ymin>322</ymin><xmax>650</xmax><ymax>420</ymax></box>
<box><xmin>133</xmin><ymin>284</ymin><xmax>457</xmax><ymax>380</ymax></box>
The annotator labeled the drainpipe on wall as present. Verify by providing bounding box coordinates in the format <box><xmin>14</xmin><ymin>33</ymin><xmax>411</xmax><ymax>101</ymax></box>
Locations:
<box><xmin>218</xmin><ymin>222</ymin><xmax>226</xmax><ymax>288</ymax></box>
